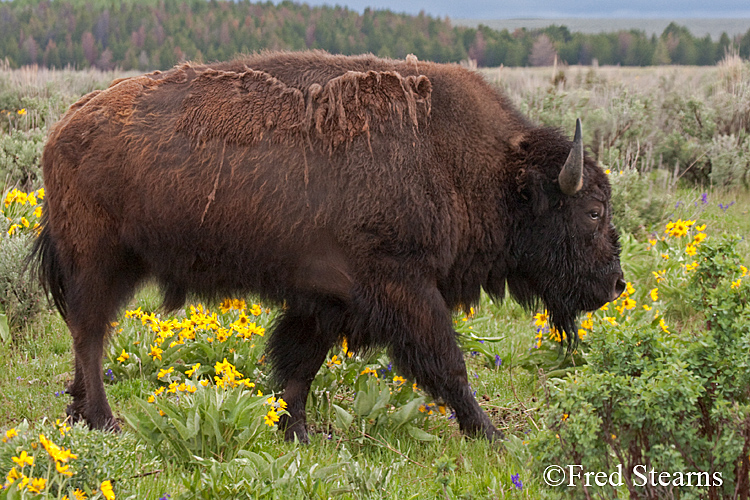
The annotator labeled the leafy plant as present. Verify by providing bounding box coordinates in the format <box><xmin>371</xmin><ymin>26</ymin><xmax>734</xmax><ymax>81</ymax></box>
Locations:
<box><xmin>529</xmin><ymin>234</ymin><xmax>750</xmax><ymax>499</ymax></box>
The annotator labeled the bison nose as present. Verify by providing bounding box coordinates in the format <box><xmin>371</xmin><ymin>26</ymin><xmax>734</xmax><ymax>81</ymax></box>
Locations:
<box><xmin>612</xmin><ymin>276</ymin><xmax>626</xmax><ymax>302</ymax></box>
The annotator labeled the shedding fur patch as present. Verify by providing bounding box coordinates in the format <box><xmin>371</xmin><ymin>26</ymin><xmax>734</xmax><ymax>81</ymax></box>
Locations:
<box><xmin>309</xmin><ymin>70</ymin><xmax>432</xmax><ymax>151</ymax></box>
<box><xmin>174</xmin><ymin>67</ymin><xmax>432</xmax><ymax>151</ymax></box>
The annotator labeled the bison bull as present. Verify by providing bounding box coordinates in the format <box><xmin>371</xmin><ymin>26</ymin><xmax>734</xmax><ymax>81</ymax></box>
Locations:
<box><xmin>31</xmin><ymin>51</ymin><xmax>624</xmax><ymax>442</ymax></box>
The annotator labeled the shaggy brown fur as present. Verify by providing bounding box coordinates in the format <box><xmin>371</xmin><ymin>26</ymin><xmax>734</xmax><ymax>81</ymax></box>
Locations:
<box><xmin>31</xmin><ymin>51</ymin><xmax>623</xmax><ymax>441</ymax></box>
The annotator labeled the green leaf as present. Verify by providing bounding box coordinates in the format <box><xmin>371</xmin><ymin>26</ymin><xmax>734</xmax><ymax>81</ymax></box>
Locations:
<box><xmin>405</xmin><ymin>424</ymin><xmax>438</xmax><ymax>442</ymax></box>
<box><xmin>332</xmin><ymin>403</ymin><xmax>354</xmax><ymax>431</ymax></box>
<box><xmin>389</xmin><ymin>397</ymin><xmax>425</xmax><ymax>430</ymax></box>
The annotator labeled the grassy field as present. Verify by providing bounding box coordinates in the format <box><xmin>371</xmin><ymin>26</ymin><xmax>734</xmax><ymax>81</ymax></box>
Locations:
<box><xmin>0</xmin><ymin>58</ymin><xmax>749</xmax><ymax>499</ymax></box>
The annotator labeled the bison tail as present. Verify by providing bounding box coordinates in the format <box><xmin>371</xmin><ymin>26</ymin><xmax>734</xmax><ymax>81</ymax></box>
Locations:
<box><xmin>27</xmin><ymin>211</ymin><xmax>68</xmax><ymax>321</ymax></box>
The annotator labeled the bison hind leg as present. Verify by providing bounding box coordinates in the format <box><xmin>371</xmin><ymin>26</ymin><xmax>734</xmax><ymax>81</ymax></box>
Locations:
<box><xmin>267</xmin><ymin>296</ymin><xmax>348</xmax><ymax>443</ymax></box>
<box><xmin>63</xmin><ymin>250</ymin><xmax>147</xmax><ymax>431</ymax></box>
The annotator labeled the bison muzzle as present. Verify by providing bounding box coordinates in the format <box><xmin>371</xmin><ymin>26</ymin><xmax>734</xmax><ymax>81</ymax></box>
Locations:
<box><xmin>31</xmin><ymin>51</ymin><xmax>624</xmax><ymax>442</ymax></box>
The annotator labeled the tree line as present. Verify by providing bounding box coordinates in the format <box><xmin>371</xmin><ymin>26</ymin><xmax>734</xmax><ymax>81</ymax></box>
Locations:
<box><xmin>2</xmin><ymin>0</ymin><xmax>750</xmax><ymax>71</ymax></box>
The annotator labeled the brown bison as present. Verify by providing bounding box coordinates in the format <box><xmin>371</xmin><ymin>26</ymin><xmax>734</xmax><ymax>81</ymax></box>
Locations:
<box><xmin>31</xmin><ymin>51</ymin><xmax>624</xmax><ymax>442</ymax></box>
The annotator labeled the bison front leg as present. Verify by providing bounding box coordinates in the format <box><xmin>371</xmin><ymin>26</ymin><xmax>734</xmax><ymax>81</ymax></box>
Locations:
<box><xmin>363</xmin><ymin>282</ymin><xmax>503</xmax><ymax>441</ymax></box>
<box><xmin>267</xmin><ymin>300</ymin><xmax>344</xmax><ymax>443</ymax></box>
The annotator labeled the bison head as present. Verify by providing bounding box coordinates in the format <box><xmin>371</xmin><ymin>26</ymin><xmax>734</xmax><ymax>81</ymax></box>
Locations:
<box><xmin>506</xmin><ymin>119</ymin><xmax>625</xmax><ymax>348</ymax></box>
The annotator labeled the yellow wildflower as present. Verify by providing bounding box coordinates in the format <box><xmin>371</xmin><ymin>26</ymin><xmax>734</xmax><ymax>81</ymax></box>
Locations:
<box><xmin>149</xmin><ymin>345</ymin><xmax>163</xmax><ymax>361</ymax></box>
<box><xmin>219</xmin><ymin>298</ymin><xmax>233</xmax><ymax>313</ymax></box>
<box><xmin>185</xmin><ymin>363</ymin><xmax>201</xmax><ymax>377</ymax></box>
<box><xmin>327</xmin><ymin>354</ymin><xmax>342</xmax><ymax>368</ymax></box>
<box><xmin>659</xmin><ymin>318</ymin><xmax>669</xmax><ymax>333</ymax></box>
<box><xmin>73</xmin><ymin>488</ymin><xmax>87</xmax><ymax>500</ymax></box>
<box><xmin>27</xmin><ymin>477</ymin><xmax>46</xmax><ymax>494</ymax></box>
<box><xmin>3</xmin><ymin>428</ymin><xmax>18</xmax><ymax>442</ymax></box>
<box><xmin>55</xmin><ymin>460</ymin><xmax>73</xmax><ymax>476</ymax></box>
<box><xmin>685</xmin><ymin>243</ymin><xmax>697</xmax><ymax>256</ymax></box>
<box><xmin>665</xmin><ymin>219</ymin><xmax>694</xmax><ymax>238</ymax></box>
<box><xmin>625</xmin><ymin>282</ymin><xmax>635</xmax><ymax>296</ymax></box>
<box><xmin>116</xmin><ymin>350</ymin><xmax>129</xmax><ymax>363</ymax></box>
<box><xmin>56</xmin><ymin>419</ymin><xmax>71</xmax><ymax>437</ymax></box>
<box><xmin>685</xmin><ymin>261</ymin><xmax>699</xmax><ymax>272</ymax></box>
<box><xmin>100</xmin><ymin>479</ymin><xmax>115</xmax><ymax>500</ymax></box>
<box><xmin>360</xmin><ymin>367</ymin><xmax>378</xmax><ymax>377</ymax></box>
<box><xmin>341</xmin><ymin>337</ymin><xmax>354</xmax><ymax>357</ymax></box>
<box><xmin>731</xmin><ymin>279</ymin><xmax>742</xmax><ymax>289</ymax></box>
<box><xmin>157</xmin><ymin>367</ymin><xmax>174</xmax><ymax>379</ymax></box>
<box><xmin>12</xmin><ymin>450</ymin><xmax>34</xmax><ymax>467</ymax></box>
<box><xmin>548</xmin><ymin>327</ymin><xmax>566</xmax><ymax>342</ymax></box>
<box><xmin>741</xmin><ymin>265</ymin><xmax>748</xmax><ymax>277</ymax></box>
<box><xmin>39</xmin><ymin>434</ymin><xmax>77</xmax><ymax>463</ymax></box>
<box><xmin>393</xmin><ymin>375</ymin><xmax>406</xmax><ymax>385</ymax></box>
<box><xmin>650</xmin><ymin>288</ymin><xmax>658</xmax><ymax>301</ymax></box>
<box><xmin>249</xmin><ymin>303</ymin><xmax>263</xmax><ymax>316</ymax></box>
<box><xmin>622</xmin><ymin>297</ymin><xmax>636</xmax><ymax>311</ymax></box>
<box><xmin>17</xmin><ymin>108</ymin><xmax>26</xmax><ymax>116</ymax></box>
<box><xmin>264</xmin><ymin>406</ymin><xmax>280</xmax><ymax>426</ymax></box>
<box><xmin>124</xmin><ymin>307</ymin><xmax>142</xmax><ymax>319</ymax></box>
<box><xmin>533</xmin><ymin>311</ymin><xmax>548</xmax><ymax>327</ymax></box>
<box><xmin>580</xmin><ymin>314</ymin><xmax>593</xmax><ymax>330</ymax></box>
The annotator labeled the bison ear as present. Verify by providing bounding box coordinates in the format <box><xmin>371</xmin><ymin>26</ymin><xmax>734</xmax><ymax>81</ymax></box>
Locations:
<box><xmin>558</xmin><ymin>118</ymin><xmax>584</xmax><ymax>196</ymax></box>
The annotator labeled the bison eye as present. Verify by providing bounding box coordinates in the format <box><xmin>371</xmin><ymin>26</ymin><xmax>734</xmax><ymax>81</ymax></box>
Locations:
<box><xmin>588</xmin><ymin>210</ymin><xmax>601</xmax><ymax>221</ymax></box>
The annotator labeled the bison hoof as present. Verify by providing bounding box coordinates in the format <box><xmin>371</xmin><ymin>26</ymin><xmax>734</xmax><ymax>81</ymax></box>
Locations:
<box><xmin>65</xmin><ymin>403</ymin><xmax>85</xmax><ymax>423</ymax></box>
<box><xmin>485</xmin><ymin>426</ymin><xmax>505</xmax><ymax>443</ymax></box>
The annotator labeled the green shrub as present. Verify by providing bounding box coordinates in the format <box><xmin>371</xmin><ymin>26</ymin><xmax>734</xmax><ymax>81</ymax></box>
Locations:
<box><xmin>608</xmin><ymin>168</ymin><xmax>670</xmax><ymax>235</ymax></box>
<box><xmin>0</xmin><ymin>129</ymin><xmax>44</xmax><ymax>190</ymax></box>
<box><xmin>529</xmin><ymin>234</ymin><xmax>750</xmax><ymax>499</ymax></box>
<box><xmin>0</xmin><ymin>419</ymin><xmax>161</xmax><ymax>499</ymax></box>
<box><xmin>0</xmin><ymin>188</ymin><xmax>46</xmax><ymax>340</ymax></box>
<box><xmin>708</xmin><ymin>134</ymin><xmax>749</xmax><ymax>189</ymax></box>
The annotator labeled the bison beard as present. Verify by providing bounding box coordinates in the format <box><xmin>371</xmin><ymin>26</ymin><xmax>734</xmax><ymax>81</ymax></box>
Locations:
<box><xmin>30</xmin><ymin>51</ymin><xmax>623</xmax><ymax>442</ymax></box>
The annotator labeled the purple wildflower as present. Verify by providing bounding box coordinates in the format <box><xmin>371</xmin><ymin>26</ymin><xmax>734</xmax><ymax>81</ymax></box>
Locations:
<box><xmin>495</xmin><ymin>354</ymin><xmax>502</xmax><ymax>367</ymax></box>
<box><xmin>511</xmin><ymin>473</ymin><xmax>523</xmax><ymax>490</ymax></box>
<box><xmin>701</xmin><ymin>192</ymin><xmax>708</xmax><ymax>204</ymax></box>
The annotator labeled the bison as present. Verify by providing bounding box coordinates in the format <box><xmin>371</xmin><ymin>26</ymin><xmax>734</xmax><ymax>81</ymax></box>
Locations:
<box><xmin>31</xmin><ymin>51</ymin><xmax>624</xmax><ymax>442</ymax></box>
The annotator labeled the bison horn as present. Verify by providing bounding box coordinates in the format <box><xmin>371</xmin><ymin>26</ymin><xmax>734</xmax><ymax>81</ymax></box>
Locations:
<box><xmin>558</xmin><ymin>118</ymin><xmax>584</xmax><ymax>195</ymax></box>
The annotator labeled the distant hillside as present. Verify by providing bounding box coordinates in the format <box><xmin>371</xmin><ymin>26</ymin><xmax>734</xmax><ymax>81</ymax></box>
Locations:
<box><xmin>1</xmin><ymin>0</ymin><xmax>749</xmax><ymax>70</ymax></box>
<box><xmin>454</xmin><ymin>18</ymin><xmax>750</xmax><ymax>40</ymax></box>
